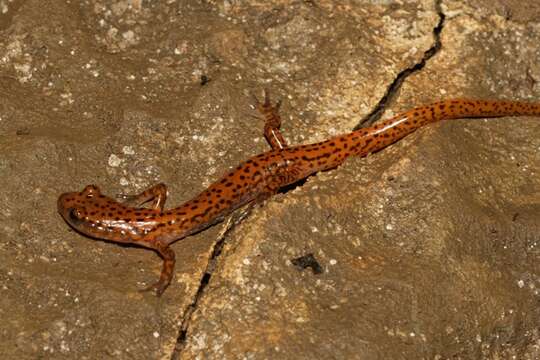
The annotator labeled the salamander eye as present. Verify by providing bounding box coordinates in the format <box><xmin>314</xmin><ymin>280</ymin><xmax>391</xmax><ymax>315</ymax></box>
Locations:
<box><xmin>69</xmin><ymin>208</ymin><xmax>83</xmax><ymax>222</ymax></box>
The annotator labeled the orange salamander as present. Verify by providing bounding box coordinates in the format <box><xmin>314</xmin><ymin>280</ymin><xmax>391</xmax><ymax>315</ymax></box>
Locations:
<box><xmin>58</xmin><ymin>92</ymin><xmax>540</xmax><ymax>296</ymax></box>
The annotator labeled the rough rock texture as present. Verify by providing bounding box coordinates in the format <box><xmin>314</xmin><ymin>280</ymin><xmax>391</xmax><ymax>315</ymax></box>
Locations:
<box><xmin>0</xmin><ymin>0</ymin><xmax>538</xmax><ymax>359</ymax></box>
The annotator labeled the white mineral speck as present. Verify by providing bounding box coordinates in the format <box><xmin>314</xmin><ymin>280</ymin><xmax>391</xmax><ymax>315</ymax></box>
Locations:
<box><xmin>242</xmin><ymin>258</ymin><xmax>251</xmax><ymax>265</ymax></box>
<box><xmin>329</xmin><ymin>259</ymin><xmax>337</xmax><ymax>265</ymax></box>
<box><xmin>517</xmin><ymin>279</ymin><xmax>525</xmax><ymax>288</ymax></box>
<box><xmin>108</xmin><ymin>154</ymin><xmax>122</xmax><ymax>167</ymax></box>
<box><xmin>386</xmin><ymin>223</ymin><xmax>394</xmax><ymax>230</ymax></box>
<box><xmin>120</xmin><ymin>177</ymin><xmax>129</xmax><ymax>186</ymax></box>
<box><xmin>153</xmin><ymin>331</ymin><xmax>160</xmax><ymax>338</ymax></box>
<box><xmin>122</xmin><ymin>146</ymin><xmax>135</xmax><ymax>155</ymax></box>
<box><xmin>60</xmin><ymin>340</ymin><xmax>69</xmax><ymax>352</ymax></box>
<box><xmin>193</xmin><ymin>333</ymin><xmax>207</xmax><ymax>350</ymax></box>
<box><xmin>123</xmin><ymin>31</ymin><xmax>135</xmax><ymax>41</ymax></box>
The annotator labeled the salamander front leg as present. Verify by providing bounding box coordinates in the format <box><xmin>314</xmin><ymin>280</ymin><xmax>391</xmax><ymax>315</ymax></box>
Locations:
<box><xmin>140</xmin><ymin>241</ymin><xmax>176</xmax><ymax>297</ymax></box>
<box><xmin>117</xmin><ymin>183</ymin><xmax>168</xmax><ymax>211</ymax></box>
<box><xmin>252</xmin><ymin>89</ymin><xmax>288</xmax><ymax>150</ymax></box>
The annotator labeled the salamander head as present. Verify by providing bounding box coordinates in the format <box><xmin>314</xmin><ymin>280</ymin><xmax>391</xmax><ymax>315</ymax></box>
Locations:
<box><xmin>58</xmin><ymin>184</ymin><xmax>100</xmax><ymax>219</ymax></box>
<box><xmin>58</xmin><ymin>184</ymin><xmax>104</xmax><ymax>228</ymax></box>
<box><xmin>57</xmin><ymin>185</ymin><xmax>132</xmax><ymax>241</ymax></box>
<box><xmin>58</xmin><ymin>185</ymin><xmax>161</xmax><ymax>242</ymax></box>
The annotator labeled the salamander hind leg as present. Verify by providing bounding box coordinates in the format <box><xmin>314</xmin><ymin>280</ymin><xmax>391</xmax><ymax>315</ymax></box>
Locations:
<box><xmin>117</xmin><ymin>183</ymin><xmax>168</xmax><ymax>211</ymax></box>
<box><xmin>252</xmin><ymin>89</ymin><xmax>288</xmax><ymax>150</ymax></box>
<box><xmin>139</xmin><ymin>241</ymin><xmax>176</xmax><ymax>297</ymax></box>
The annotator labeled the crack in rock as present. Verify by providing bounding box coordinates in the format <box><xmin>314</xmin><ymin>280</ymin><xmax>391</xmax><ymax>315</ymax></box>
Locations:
<box><xmin>171</xmin><ymin>209</ymin><xmax>251</xmax><ymax>359</ymax></box>
<box><xmin>354</xmin><ymin>0</ymin><xmax>446</xmax><ymax>129</ymax></box>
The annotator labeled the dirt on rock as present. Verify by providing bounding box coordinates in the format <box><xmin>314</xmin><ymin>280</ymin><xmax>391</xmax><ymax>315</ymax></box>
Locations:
<box><xmin>0</xmin><ymin>0</ymin><xmax>539</xmax><ymax>359</ymax></box>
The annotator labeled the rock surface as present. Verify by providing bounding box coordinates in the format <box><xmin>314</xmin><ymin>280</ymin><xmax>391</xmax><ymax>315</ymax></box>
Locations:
<box><xmin>0</xmin><ymin>0</ymin><xmax>538</xmax><ymax>359</ymax></box>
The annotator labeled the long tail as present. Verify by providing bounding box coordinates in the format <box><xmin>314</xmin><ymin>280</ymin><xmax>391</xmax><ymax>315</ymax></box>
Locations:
<box><xmin>346</xmin><ymin>99</ymin><xmax>540</xmax><ymax>157</ymax></box>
